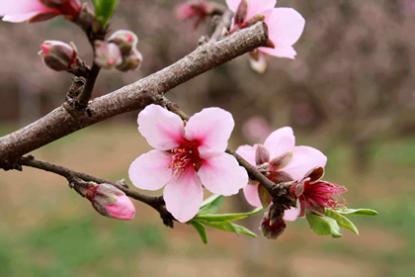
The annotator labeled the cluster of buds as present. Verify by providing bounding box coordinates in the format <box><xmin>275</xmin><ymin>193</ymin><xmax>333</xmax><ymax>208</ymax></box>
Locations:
<box><xmin>94</xmin><ymin>30</ymin><xmax>143</xmax><ymax>72</ymax></box>
<box><xmin>39</xmin><ymin>40</ymin><xmax>80</xmax><ymax>72</ymax></box>
<box><xmin>77</xmin><ymin>182</ymin><xmax>136</xmax><ymax>220</ymax></box>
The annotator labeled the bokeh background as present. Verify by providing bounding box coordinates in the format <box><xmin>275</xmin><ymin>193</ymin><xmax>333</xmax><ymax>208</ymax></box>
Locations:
<box><xmin>1</xmin><ymin>0</ymin><xmax>415</xmax><ymax>276</ymax></box>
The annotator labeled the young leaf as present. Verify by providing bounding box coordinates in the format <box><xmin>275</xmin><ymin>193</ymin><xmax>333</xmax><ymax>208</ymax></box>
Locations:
<box><xmin>190</xmin><ymin>220</ymin><xmax>208</xmax><ymax>244</ymax></box>
<box><xmin>196</xmin><ymin>208</ymin><xmax>263</xmax><ymax>222</ymax></box>
<box><xmin>306</xmin><ymin>212</ymin><xmax>342</xmax><ymax>238</ymax></box>
<box><xmin>335</xmin><ymin>208</ymin><xmax>378</xmax><ymax>216</ymax></box>
<box><xmin>203</xmin><ymin>221</ymin><xmax>257</xmax><ymax>238</ymax></box>
<box><xmin>198</xmin><ymin>195</ymin><xmax>224</xmax><ymax>215</ymax></box>
<box><xmin>92</xmin><ymin>0</ymin><xmax>118</xmax><ymax>27</ymax></box>
<box><xmin>325</xmin><ymin>209</ymin><xmax>359</xmax><ymax>235</ymax></box>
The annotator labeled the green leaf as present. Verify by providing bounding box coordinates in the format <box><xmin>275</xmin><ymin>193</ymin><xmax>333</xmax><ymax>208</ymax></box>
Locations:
<box><xmin>190</xmin><ymin>220</ymin><xmax>208</xmax><ymax>244</ymax></box>
<box><xmin>325</xmin><ymin>209</ymin><xmax>359</xmax><ymax>235</ymax></box>
<box><xmin>306</xmin><ymin>212</ymin><xmax>342</xmax><ymax>238</ymax></box>
<box><xmin>92</xmin><ymin>0</ymin><xmax>118</xmax><ymax>27</ymax></box>
<box><xmin>196</xmin><ymin>208</ymin><xmax>263</xmax><ymax>222</ymax></box>
<box><xmin>336</xmin><ymin>208</ymin><xmax>379</xmax><ymax>216</ymax></box>
<box><xmin>203</xmin><ymin>221</ymin><xmax>257</xmax><ymax>238</ymax></box>
<box><xmin>198</xmin><ymin>195</ymin><xmax>224</xmax><ymax>215</ymax></box>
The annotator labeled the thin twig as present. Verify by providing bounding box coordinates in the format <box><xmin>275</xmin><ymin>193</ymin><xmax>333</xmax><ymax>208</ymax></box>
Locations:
<box><xmin>19</xmin><ymin>155</ymin><xmax>174</xmax><ymax>227</ymax></box>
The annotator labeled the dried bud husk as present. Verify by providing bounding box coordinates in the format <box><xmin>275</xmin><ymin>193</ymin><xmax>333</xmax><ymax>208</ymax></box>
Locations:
<box><xmin>39</xmin><ymin>40</ymin><xmax>78</xmax><ymax>71</ymax></box>
<box><xmin>94</xmin><ymin>41</ymin><xmax>123</xmax><ymax>69</ymax></box>
<box><xmin>249</xmin><ymin>50</ymin><xmax>267</xmax><ymax>74</ymax></box>
<box><xmin>40</xmin><ymin>0</ymin><xmax>82</xmax><ymax>19</ymax></box>
<box><xmin>108</xmin><ymin>30</ymin><xmax>139</xmax><ymax>55</ymax></box>
<box><xmin>235</xmin><ymin>0</ymin><xmax>248</xmax><ymax>25</ymax></box>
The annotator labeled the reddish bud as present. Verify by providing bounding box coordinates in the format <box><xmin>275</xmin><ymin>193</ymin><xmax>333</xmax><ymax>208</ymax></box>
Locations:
<box><xmin>235</xmin><ymin>0</ymin><xmax>248</xmax><ymax>25</ymax></box>
<box><xmin>39</xmin><ymin>40</ymin><xmax>78</xmax><ymax>71</ymax></box>
<box><xmin>175</xmin><ymin>0</ymin><xmax>210</xmax><ymax>28</ymax></box>
<box><xmin>261</xmin><ymin>203</ymin><xmax>286</xmax><ymax>239</ymax></box>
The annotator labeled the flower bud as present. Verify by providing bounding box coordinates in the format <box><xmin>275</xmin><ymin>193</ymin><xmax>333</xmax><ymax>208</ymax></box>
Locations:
<box><xmin>249</xmin><ymin>51</ymin><xmax>267</xmax><ymax>74</ymax></box>
<box><xmin>108</xmin><ymin>30</ymin><xmax>139</xmax><ymax>55</ymax></box>
<box><xmin>39</xmin><ymin>40</ymin><xmax>78</xmax><ymax>71</ymax></box>
<box><xmin>261</xmin><ymin>203</ymin><xmax>286</xmax><ymax>239</ymax></box>
<box><xmin>116</xmin><ymin>49</ymin><xmax>143</xmax><ymax>72</ymax></box>
<box><xmin>82</xmin><ymin>183</ymin><xmax>136</xmax><ymax>220</ymax></box>
<box><xmin>94</xmin><ymin>41</ymin><xmax>123</xmax><ymax>69</ymax></box>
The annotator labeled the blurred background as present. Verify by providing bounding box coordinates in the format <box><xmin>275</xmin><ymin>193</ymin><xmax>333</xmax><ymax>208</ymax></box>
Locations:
<box><xmin>1</xmin><ymin>0</ymin><xmax>415</xmax><ymax>276</ymax></box>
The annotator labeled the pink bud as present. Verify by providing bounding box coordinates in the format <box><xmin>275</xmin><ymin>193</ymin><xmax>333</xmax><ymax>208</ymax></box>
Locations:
<box><xmin>94</xmin><ymin>41</ymin><xmax>123</xmax><ymax>69</ymax></box>
<box><xmin>175</xmin><ymin>0</ymin><xmax>210</xmax><ymax>28</ymax></box>
<box><xmin>84</xmin><ymin>183</ymin><xmax>136</xmax><ymax>220</ymax></box>
<box><xmin>108</xmin><ymin>30</ymin><xmax>139</xmax><ymax>55</ymax></box>
<box><xmin>39</xmin><ymin>40</ymin><xmax>78</xmax><ymax>71</ymax></box>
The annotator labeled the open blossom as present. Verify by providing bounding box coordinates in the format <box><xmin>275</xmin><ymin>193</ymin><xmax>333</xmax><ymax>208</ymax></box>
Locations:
<box><xmin>129</xmin><ymin>104</ymin><xmax>248</xmax><ymax>223</ymax></box>
<box><xmin>83</xmin><ymin>183</ymin><xmax>136</xmax><ymax>221</ymax></box>
<box><xmin>288</xmin><ymin>167</ymin><xmax>347</xmax><ymax>220</ymax></box>
<box><xmin>236</xmin><ymin>127</ymin><xmax>327</xmax><ymax>210</ymax></box>
<box><xmin>226</xmin><ymin>0</ymin><xmax>305</xmax><ymax>59</ymax></box>
<box><xmin>0</xmin><ymin>0</ymin><xmax>81</xmax><ymax>23</ymax></box>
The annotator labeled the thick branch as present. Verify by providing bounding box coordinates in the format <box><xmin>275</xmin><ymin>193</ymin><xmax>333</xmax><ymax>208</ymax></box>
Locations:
<box><xmin>0</xmin><ymin>22</ymin><xmax>268</xmax><ymax>166</ymax></box>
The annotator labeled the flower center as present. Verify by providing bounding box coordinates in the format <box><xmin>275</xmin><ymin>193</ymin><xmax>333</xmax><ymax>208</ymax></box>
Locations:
<box><xmin>169</xmin><ymin>139</ymin><xmax>202</xmax><ymax>176</ymax></box>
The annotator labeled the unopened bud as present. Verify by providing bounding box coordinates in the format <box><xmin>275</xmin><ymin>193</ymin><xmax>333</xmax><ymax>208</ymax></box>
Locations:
<box><xmin>94</xmin><ymin>41</ymin><xmax>123</xmax><ymax>69</ymax></box>
<box><xmin>235</xmin><ymin>0</ymin><xmax>248</xmax><ymax>25</ymax></box>
<box><xmin>116</xmin><ymin>49</ymin><xmax>143</xmax><ymax>72</ymax></box>
<box><xmin>261</xmin><ymin>203</ymin><xmax>286</xmax><ymax>239</ymax></box>
<box><xmin>108</xmin><ymin>30</ymin><xmax>139</xmax><ymax>55</ymax></box>
<box><xmin>39</xmin><ymin>40</ymin><xmax>78</xmax><ymax>71</ymax></box>
<box><xmin>82</xmin><ymin>183</ymin><xmax>136</xmax><ymax>220</ymax></box>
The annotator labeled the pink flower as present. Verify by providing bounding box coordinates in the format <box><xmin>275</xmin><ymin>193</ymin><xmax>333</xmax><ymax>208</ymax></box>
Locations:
<box><xmin>289</xmin><ymin>167</ymin><xmax>347</xmax><ymax>219</ymax></box>
<box><xmin>0</xmin><ymin>0</ymin><xmax>81</xmax><ymax>23</ymax></box>
<box><xmin>236</xmin><ymin>127</ymin><xmax>327</xmax><ymax>209</ymax></box>
<box><xmin>226</xmin><ymin>0</ymin><xmax>305</xmax><ymax>59</ymax></box>
<box><xmin>84</xmin><ymin>183</ymin><xmax>136</xmax><ymax>221</ymax></box>
<box><xmin>129</xmin><ymin>104</ymin><xmax>248</xmax><ymax>223</ymax></box>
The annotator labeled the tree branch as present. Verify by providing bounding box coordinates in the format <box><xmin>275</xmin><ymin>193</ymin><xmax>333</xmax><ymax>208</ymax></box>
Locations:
<box><xmin>19</xmin><ymin>155</ymin><xmax>174</xmax><ymax>227</ymax></box>
<box><xmin>0</xmin><ymin>22</ymin><xmax>268</xmax><ymax>167</ymax></box>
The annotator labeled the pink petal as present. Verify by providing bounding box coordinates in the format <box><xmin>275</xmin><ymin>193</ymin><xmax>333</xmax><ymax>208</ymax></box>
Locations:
<box><xmin>198</xmin><ymin>153</ymin><xmax>248</xmax><ymax>196</ymax></box>
<box><xmin>259</xmin><ymin>45</ymin><xmax>297</xmax><ymax>59</ymax></box>
<box><xmin>235</xmin><ymin>144</ymin><xmax>256</xmax><ymax>166</ymax></box>
<box><xmin>0</xmin><ymin>0</ymin><xmax>56</xmax><ymax>22</ymax></box>
<box><xmin>243</xmin><ymin>182</ymin><xmax>262</xmax><ymax>208</ymax></box>
<box><xmin>263</xmin><ymin>127</ymin><xmax>295</xmax><ymax>160</ymax></box>
<box><xmin>106</xmin><ymin>195</ymin><xmax>136</xmax><ymax>220</ymax></box>
<box><xmin>247</xmin><ymin>0</ymin><xmax>277</xmax><ymax>20</ymax></box>
<box><xmin>163</xmin><ymin>170</ymin><xmax>203</xmax><ymax>223</ymax></box>
<box><xmin>2</xmin><ymin>12</ymin><xmax>38</xmax><ymax>22</ymax></box>
<box><xmin>128</xmin><ymin>150</ymin><xmax>172</xmax><ymax>191</ymax></box>
<box><xmin>185</xmin><ymin>107</ymin><xmax>234</xmax><ymax>157</ymax></box>
<box><xmin>138</xmin><ymin>104</ymin><xmax>184</xmax><ymax>150</ymax></box>
<box><xmin>265</xmin><ymin>8</ymin><xmax>305</xmax><ymax>47</ymax></box>
<box><xmin>282</xmin><ymin>146</ymin><xmax>327</xmax><ymax>181</ymax></box>
<box><xmin>283</xmin><ymin>206</ymin><xmax>300</xmax><ymax>221</ymax></box>
<box><xmin>226</xmin><ymin>0</ymin><xmax>241</xmax><ymax>12</ymax></box>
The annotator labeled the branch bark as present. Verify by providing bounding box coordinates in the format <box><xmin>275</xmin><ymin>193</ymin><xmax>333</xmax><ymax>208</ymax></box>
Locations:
<box><xmin>0</xmin><ymin>22</ymin><xmax>268</xmax><ymax>167</ymax></box>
